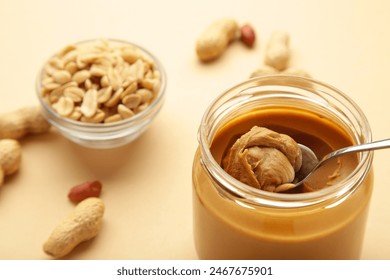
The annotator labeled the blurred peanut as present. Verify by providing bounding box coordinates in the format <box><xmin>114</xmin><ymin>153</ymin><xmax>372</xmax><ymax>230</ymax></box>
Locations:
<box><xmin>282</xmin><ymin>67</ymin><xmax>311</xmax><ymax>78</ymax></box>
<box><xmin>196</xmin><ymin>18</ymin><xmax>239</xmax><ymax>62</ymax></box>
<box><xmin>0</xmin><ymin>106</ymin><xmax>51</xmax><ymax>140</ymax></box>
<box><xmin>265</xmin><ymin>31</ymin><xmax>290</xmax><ymax>71</ymax></box>
<box><xmin>0</xmin><ymin>139</ymin><xmax>22</xmax><ymax>187</ymax></box>
<box><xmin>250</xmin><ymin>66</ymin><xmax>311</xmax><ymax>79</ymax></box>
<box><xmin>250</xmin><ymin>65</ymin><xmax>279</xmax><ymax>78</ymax></box>
<box><xmin>240</xmin><ymin>24</ymin><xmax>256</xmax><ymax>48</ymax></box>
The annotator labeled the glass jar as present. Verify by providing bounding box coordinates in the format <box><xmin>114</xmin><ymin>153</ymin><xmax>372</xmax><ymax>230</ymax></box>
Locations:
<box><xmin>192</xmin><ymin>75</ymin><xmax>374</xmax><ymax>259</ymax></box>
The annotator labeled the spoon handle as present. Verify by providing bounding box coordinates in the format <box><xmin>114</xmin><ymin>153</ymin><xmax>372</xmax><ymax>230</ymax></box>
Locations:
<box><xmin>323</xmin><ymin>138</ymin><xmax>390</xmax><ymax>161</ymax></box>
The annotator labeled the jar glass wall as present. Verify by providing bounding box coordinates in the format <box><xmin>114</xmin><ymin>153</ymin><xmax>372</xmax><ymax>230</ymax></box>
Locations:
<box><xmin>192</xmin><ymin>75</ymin><xmax>374</xmax><ymax>259</ymax></box>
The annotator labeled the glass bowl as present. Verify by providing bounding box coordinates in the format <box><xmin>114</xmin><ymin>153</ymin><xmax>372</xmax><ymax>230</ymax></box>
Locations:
<box><xmin>36</xmin><ymin>39</ymin><xmax>166</xmax><ymax>149</ymax></box>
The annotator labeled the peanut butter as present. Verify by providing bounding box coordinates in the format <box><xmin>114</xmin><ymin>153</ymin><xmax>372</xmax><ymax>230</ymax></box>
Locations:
<box><xmin>222</xmin><ymin>126</ymin><xmax>302</xmax><ymax>192</ymax></box>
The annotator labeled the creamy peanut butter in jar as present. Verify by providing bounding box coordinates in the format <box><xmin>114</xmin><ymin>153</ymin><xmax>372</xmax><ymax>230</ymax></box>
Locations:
<box><xmin>192</xmin><ymin>76</ymin><xmax>374</xmax><ymax>259</ymax></box>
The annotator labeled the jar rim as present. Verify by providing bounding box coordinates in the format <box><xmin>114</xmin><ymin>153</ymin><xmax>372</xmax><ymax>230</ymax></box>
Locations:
<box><xmin>198</xmin><ymin>75</ymin><xmax>373</xmax><ymax>208</ymax></box>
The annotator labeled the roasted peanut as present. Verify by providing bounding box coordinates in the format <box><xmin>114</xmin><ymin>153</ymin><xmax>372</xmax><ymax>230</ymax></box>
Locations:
<box><xmin>196</xmin><ymin>18</ymin><xmax>239</xmax><ymax>62</ymax></box>
<box><xmin>240</xmin><ymin>24</ymin><xmax>256</xmax><ymax>48</ymax></box>
<box><xmin>0</xmin><ymin>139</ymin><xmax>22</xmax><ymax>187</ymax></box>
<box><xmin>40</xmin><ymin>40</ymin><xmax>161</xmax><ymax>124</ymax></box>
<box><xmin>43</xmin><ymin>197</ymin><xmax>105</xmax><ymax>258</ymax></box>
<box><xmin>0</xmin><ymin>106</ymin><xmax>51</xmax><ymax>140</ymax></box>
<box><xmin>68</xmin><ymin>180</ymin><xmax>102</xmax><ymax>203</ymax></box>
<box><xmin>264</xmin><ymin>31</ymin><xmax>290</xmax><ymax>71</ymax></box>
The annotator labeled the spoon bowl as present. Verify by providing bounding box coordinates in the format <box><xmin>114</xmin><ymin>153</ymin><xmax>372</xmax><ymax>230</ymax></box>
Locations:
<box><xmin>295</xmin><ymin>138</ymin><xmax>390</xmax><ymax>188</ymax></box>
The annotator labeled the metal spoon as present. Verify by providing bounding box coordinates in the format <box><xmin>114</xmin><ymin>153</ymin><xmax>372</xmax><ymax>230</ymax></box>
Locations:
<box><xmin>294</xmin><ymin>138</ymin><xmax>390</xmax><ymax>188</ymax></box>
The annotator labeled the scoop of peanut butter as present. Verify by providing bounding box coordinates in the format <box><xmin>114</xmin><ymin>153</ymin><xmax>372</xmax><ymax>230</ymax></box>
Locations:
<box><xmin>222</xmin><ymin>126</ymin><xmax>302</xmax><ymax>192</ymax></box>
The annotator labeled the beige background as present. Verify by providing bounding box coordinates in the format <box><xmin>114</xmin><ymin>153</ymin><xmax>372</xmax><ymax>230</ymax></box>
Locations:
<box><xmin>0</xmin><ymin>0</ymin><xmax>389</xmax><ymax>259</ymax></box>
